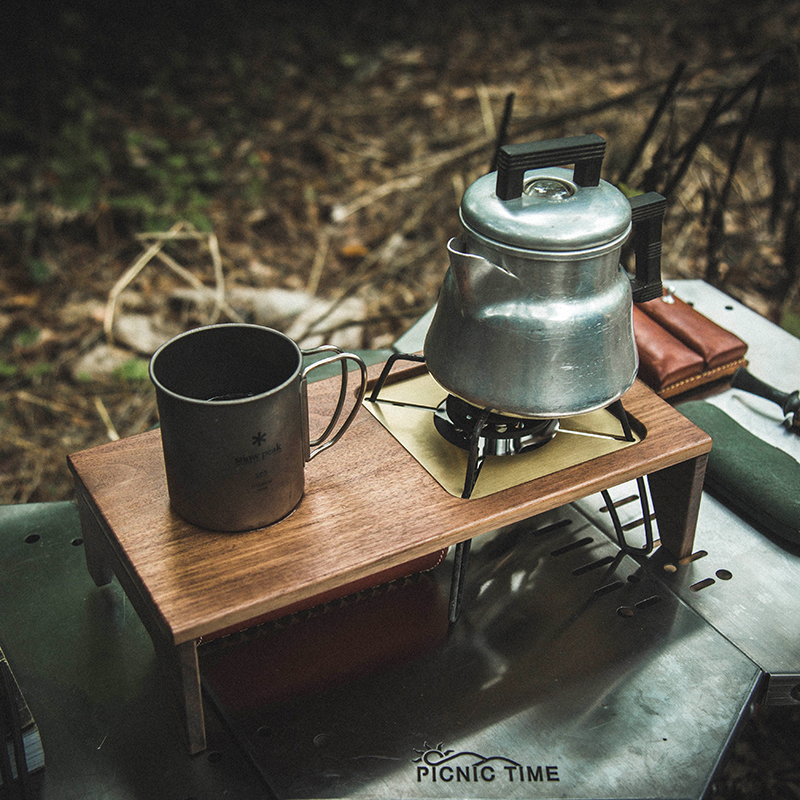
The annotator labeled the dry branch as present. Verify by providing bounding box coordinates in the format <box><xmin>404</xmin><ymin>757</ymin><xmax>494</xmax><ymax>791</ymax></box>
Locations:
<box><xmin>104</xmin><ymin>222</ymin><xmax>243</xmax><ymax>343</ymax></box>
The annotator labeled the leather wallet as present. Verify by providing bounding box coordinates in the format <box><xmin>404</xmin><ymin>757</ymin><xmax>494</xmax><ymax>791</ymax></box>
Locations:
<box><xmin>634</xmin><ymin>292</ymin><xmax>748</xmax><ymax>398</ymax></box>
<box><xmin>638</xmin><ymin>293</ymin><xmax>748</xmax><ymax>369</ymax></box>
<box><xmin>633</xmin><ymin>305</ymin><xmax>705</xmax><ymax>390</ymax></box>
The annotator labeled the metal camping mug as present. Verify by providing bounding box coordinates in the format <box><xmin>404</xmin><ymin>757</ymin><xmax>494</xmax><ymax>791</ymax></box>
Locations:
<box><xmin>149</xmin><ymin>323</ymin><xmax>367</xmax><ymax>532</ymax></box>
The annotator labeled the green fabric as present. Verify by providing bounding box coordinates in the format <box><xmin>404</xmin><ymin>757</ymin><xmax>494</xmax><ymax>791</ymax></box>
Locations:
<box><xmin>679</xmin><ymin>400</ymin><xmax>800</xmax><ymax>544</ymax></box>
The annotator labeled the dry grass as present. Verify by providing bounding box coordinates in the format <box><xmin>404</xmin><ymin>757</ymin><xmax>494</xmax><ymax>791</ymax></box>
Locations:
<box><xmin>3</xmin><ymin>1</ymin><xmax>800</xmax><ymax>503</ymax></box>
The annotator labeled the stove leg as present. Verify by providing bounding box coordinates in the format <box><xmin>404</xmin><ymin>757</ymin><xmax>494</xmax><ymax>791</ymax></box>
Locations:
<box><xmin>462</xmin><ymin>409</ymin><xmax>491</xmax><ymax>499</ymax></box>
<box><xmin>367</xmin><ymin>352</ymin><xmax>426</xmax><ymax>402</ymax></box>
<box><xmin>648</xmin><ymin>453</ymin><xmax>708</xmax><ymax>559</ymax></box>
<box><xmin>449</xmin><ymin>539</ymin><xmax>472</xmax><ymax>623</ymax></box>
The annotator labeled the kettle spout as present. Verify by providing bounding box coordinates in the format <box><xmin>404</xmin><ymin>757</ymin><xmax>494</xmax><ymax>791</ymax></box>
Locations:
<box><xmin>447</xmin><ymin>237</ymin><xmax>517</xmax><ymax>305</ymax></box>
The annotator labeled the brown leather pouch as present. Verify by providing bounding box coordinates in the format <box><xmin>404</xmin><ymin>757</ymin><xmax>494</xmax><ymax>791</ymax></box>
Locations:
<box><xmin>202</xmin><ymin>569</ymin><xmax>449</xmax><ymax>711</ymax></box>
<box><xmin>633</xmin><ymin>305</ymin><xmax>705</xmax><ymax>391</ymax></box>
<box><xmin>637</xmin><ymin>294</ymin><xmax>748</xmax><ymax>369</ymax></box>
<box><xmin>634</xmin><ymin>292</ymin><xmax>747</xmax><ymax>398</ymax></box>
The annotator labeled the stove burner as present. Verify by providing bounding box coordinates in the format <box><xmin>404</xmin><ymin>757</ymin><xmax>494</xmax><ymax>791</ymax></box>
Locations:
<box><xmin>432</xmin><ymin>394</ymin><xmax>560</xmax><ymax>501</ymax></box>
<box><xmin>433</xmin><ymin>395</ymin><xmax>559</xmax><ymax>457</ymax></box>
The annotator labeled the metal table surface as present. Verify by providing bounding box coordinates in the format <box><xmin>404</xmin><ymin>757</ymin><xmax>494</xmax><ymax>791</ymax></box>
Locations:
<box><xmin>414</xmin><ymin>280</ymin><xmax>800</xmax><ymax>704</ymax></box>
<box><xmin>0</xmin><ymin>280</ymin><xmax>797</xmax><ymax>799</ymax></box>
<box><xmin>202</xmin><ymin>505</ymin><xmax>761</xmax><ymax>800</ymax></box>
<box><xmin>0</xmin><ymin>501</ymin><xmax>267</xmax><ymax>800</ymax></box>
<box><xmin>574</xmin><ymin>280</ymin><xmax>800</xmax><ymax>706</ymax></box>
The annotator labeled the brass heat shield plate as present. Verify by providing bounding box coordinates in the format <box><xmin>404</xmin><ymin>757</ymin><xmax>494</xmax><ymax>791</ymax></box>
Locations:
<box><xmin>364</xmin><ymin>372</ymin><xmax>640</xmax><ymax>499</ymax></box>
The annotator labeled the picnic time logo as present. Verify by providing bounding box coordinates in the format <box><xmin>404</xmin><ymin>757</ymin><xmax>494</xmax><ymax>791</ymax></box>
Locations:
<box><xmin>412</xmin><ymin>743</ymin><xmax>560</xmax><ymax>787</ymax></box>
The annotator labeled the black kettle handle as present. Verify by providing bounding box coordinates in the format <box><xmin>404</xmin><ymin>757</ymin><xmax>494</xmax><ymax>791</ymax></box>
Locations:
<box><xmin>629</xmin><ymin>192</ymin><xmax>666</xmax><ymax>303</ymax></box>
<box><xmin>495</xmin><ymin>134</ymin><xmax>606</xmax><ymax>200</ymax></box>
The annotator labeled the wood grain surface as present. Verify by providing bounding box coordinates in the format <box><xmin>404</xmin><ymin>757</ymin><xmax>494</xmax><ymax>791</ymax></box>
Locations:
<box><xmin>68</xmin><ymin>361</ymin><xmax>712</xmax><ymax>646</ymax></box>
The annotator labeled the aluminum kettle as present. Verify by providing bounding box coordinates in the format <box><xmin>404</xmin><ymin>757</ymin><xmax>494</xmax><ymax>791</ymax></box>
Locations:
<box><xmin>424</xmin><ymin>134</ymin><xmax>666</xmax><ymax>418</ymax></box>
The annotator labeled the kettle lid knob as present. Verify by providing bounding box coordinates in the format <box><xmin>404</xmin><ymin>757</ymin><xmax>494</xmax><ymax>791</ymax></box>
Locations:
<box><xmin>495</xmin><ymin>134</ymin><xmax>606</xmax><ymax>200</ymax></box>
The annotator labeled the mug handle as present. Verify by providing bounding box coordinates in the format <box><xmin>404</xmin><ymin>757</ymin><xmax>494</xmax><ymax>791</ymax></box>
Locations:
<box><xmin>300</xmin><ymin>346</ymin><xmax>368</xmax><ymax>461</ymax></box>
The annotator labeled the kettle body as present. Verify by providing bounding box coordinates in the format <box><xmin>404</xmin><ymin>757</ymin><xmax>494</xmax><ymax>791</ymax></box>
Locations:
<box><xmin>424</xmin><ymin>135</ymin><xmax>665</xmax><ymax>418</ymax></box>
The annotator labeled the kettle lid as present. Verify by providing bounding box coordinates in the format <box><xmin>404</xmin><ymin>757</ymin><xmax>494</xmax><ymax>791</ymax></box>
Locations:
<box><xmin>460</xmin><ymin>136</ymin><xmax>632</xmax><ymax>253</ymax></box>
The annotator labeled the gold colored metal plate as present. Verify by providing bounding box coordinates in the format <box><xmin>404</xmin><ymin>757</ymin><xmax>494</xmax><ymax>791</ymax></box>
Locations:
<box><xmin>364</xmin><ymin>373</ymin><xmax>640</xmax><ymax>499</ymax></box>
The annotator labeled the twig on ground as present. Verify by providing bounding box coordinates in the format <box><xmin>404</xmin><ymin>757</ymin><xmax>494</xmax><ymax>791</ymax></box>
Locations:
<box><xmin>476</xmin><ymin>83</ymin><xmax>497</xmax><ymax>140</ymax></box>
<box><xmin>152</xmin><ymin>248</ymin><xmax>243</xmax><ymax>322</ymax></box>
<box><xmin>104</xmin><ymin>223</ymin><xmax>183</xmax><ymax>342</ymax></box>
<box><xmin>330</xmin><ymin>175</ymin><xmax>424</xmax><ymax>222</ymax></box>
<box><xmin>11</xmin><ymin>391</ymin><xmax>90</xmax><ymax>427</ymax></box>
<box><xmin>294</xmin><ymin>186</ymin><xmax>447</xmax><ymax>342</ymax></box>
<box><xmin>16</xmin><ymin>460</ymin><xmax>44</xmax><ymax>505</ymax></box>
<box><xmin>208</xmin><ymin>231</ymin><xmax>226</xmax><ymax>324</ymax></box>
<box><xmin>307</xmin><ymin>227</ymin><xmax>331</xmax><ymax>296</ymax></box>
<box><xmin>93</xmin><ymin>397</ymin><xmax>120</xmax><ymax>441</ymax></box>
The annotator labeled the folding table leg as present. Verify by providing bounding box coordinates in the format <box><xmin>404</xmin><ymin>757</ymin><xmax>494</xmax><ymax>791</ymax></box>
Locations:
<box><xmin>648</xmin><ymin>453</ymin><xmax>708</xmax><ymax>560</ymax></box>
<box><xmin>75</xmin><ymin>489</ymin><xmax>114</xmax><ymax>587</ymax></box>
<box><xmin>74</xmin><ymin>487</ymin><xmax>208</xmax><ymax>753</ymax></box>
<box><xmin>169</xmin><ymin>640</ymin><xmax>206</xmax><ymax>755</ymax></box>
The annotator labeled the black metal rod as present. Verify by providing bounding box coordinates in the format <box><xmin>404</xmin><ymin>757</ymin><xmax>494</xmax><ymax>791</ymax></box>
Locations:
<box><xmin>449</xmin><ymin>539</ymin><xmax>472</xmax><ymax>623</ymax></box>
<box><xmin>366</xmin><ymin>352</ymin><xmax>426</xmax><ymax>403</ymax></box>
<box><xmin>661</xmin><ymin>89</ymin><xmax>726</xmax><ymax>198</ymax></box>
<box><xmin>368</xmin><ymin>398</ymin><xmax>438</xmax><ymax>412</ymax></box>
<box><xmin>603</xmin><ymin>477</ymin><xmax>655</xmax><ymax>555</ymax></box>
<box><xmin>706</xmin><ymin>72</ymin><xmax>766</xmax><ymax>284</ymax></box>
<box><xmin>617</xmin><ymin>61</ymin><xmax>686</xmax><ymax>186</ymax></box>
<box><xmin>607</xmin><ymin>398</ymin><xmax>635</xmax><ymax>442</ymax></box>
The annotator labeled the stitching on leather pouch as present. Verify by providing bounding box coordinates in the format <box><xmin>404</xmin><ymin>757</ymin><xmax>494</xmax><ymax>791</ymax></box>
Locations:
<box><xmin>199</xmin><ymin>550</ymin><xmax>450</xmax><ymax>647</ymax></box>
<box><xmin>659</xmin><ymin>358</ymin><xmax>748</xmax><ymax>396</ymax></box>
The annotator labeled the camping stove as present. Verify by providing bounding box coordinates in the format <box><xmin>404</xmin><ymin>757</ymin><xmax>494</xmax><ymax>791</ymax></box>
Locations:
<box><xmin>363</xmin><ymin>351</ymin><xmax>707</xmax><ymax>621</ymax></box>
<box><xmin>433</xmin><ymin>395</ymin><xmax>559</xmax><ymax>456</ymax></box>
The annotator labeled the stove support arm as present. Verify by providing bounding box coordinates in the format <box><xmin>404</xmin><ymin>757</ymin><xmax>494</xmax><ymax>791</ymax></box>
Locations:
<box><xmin>448</xmin><ymin>539</ymin><xmax>472</xmax><ymax>623</ymax></box>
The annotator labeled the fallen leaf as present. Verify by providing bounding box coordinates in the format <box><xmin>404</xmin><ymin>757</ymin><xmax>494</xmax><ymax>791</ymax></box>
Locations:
<box><xmin>339</xmin><ymin>242</ymin><xmax>370</xmax><ymax>259</ymax></box>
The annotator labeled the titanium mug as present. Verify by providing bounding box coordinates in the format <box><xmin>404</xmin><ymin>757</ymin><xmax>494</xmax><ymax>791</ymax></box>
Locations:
<box><xmin>149</xmin><ymin>323</ymin><xmax>368</xmax><ymax>532</ymax></box>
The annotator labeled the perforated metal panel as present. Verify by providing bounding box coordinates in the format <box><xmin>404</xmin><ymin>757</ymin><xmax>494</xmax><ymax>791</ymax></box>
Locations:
<box><xmin>202</xmin><ymin>506</ymin><xmax>761</xmax><ymax>800</ymax></box>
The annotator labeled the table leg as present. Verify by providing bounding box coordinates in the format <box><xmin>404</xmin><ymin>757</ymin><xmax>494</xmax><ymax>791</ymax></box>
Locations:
<box><xmin>648</xmin><ymin>453</ymin><xmax>708</xmax><ymax>559</ymax></box>
<box><xmin>75</xmin><ymin>488</ymin><xmax>114</xmax><ymax>587</ymax></box>
<box><xmin>153</xmin><ymin>639</ymin><xmax>206</xmax><ymax>755</ymax></box>
<box><xmin>178</xmin><ymin>641</ymin><xmax>207</xmax><ymax>755</ymax></box>
<box><xmin>73</xmin><ymin>487</ymin><xmax>208</xmax><ymax>753</ymax></box>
